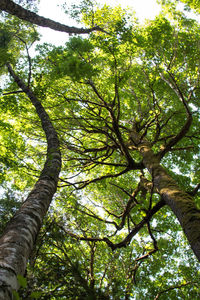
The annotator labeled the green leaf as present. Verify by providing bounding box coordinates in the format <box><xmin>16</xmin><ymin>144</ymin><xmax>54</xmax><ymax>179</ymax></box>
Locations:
<box><xmin>12</xmin><ymin>290</ymin><xmax>21</xmax><ymax>300</ymax></box>
<box><xmin>17</xmin><ymin>274</ymin><xmax>27</xmax><ymax>288</ymax></box>
<box><xmin>30</xmin><ymin>291</ymin><xmax>42</xmax><ymax>299</ymax></box>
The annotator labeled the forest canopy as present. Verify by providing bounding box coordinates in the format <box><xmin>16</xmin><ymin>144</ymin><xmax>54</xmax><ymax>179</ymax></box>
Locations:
<box><xmin>0</xmin><ymin>0</ymin><xmax>200</xmax><ymax>299</ymax></box>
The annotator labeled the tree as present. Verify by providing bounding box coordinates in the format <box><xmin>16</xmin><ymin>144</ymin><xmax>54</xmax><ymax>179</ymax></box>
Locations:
<box><xmin>0</xmin><ymin>0</ymin><xmax>105</xmax><ymax>34</ymax></box>
<box><xmin>0</xmin><ymin>0</ymin><xmax>200</xmax><ymax>299</ymax></box>
<box><xmin>160</xmin><ymin>0</ymin><xmax>200</xmax><ymax>14</ymax></box>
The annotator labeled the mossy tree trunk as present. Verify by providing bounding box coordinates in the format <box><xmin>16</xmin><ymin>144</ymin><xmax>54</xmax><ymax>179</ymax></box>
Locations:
<box><xmin>132</xmin><ymin>130</ymin><xmax>200</xmax><ymax>262</ymax></box>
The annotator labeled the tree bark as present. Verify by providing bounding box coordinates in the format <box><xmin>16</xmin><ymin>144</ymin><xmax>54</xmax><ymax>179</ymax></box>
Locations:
<box><xmin>132</xmin><ymin>130</ymin><xmax>200</xmax><ymax>262</ymax></box>
<box><xmin>0</xmin><ymin>63</ymin><xmax>61</xmax><ymax>299</ymax></box>
<box><xmin>0</xmin><ymin>0</ymin><xmax>104</xmax><ymax>34</ymax></box>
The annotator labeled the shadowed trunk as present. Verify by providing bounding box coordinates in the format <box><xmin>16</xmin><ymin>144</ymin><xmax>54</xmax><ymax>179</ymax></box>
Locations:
<box><xmin>0</xmin><ymin>63</ymin><xmax>61</xmax><ymax>299</ymax></box>
<box><xmin>134</xmin><ymin>133</ymin><xmax>200</xmax><ymax>262</ymax></box>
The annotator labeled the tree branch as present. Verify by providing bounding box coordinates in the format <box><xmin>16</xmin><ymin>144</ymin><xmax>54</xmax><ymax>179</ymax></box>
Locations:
<box><xmin>188</xmin><ymin>183</ymin><xmax>200</xmax><ymax>196</ymax></box>
<box><xmin>0</xmin><ymin>0</ymin><xmax>106</xmax><ymax>34</ymax></box>
<box><xmin>154</xmin><ymin>281</ymin><xmax>198</xmax><ymax>299</ymax></box>
<box><xmin>159</xmin><ymin>72</ymin><xmax>192</xmax><ymax>158</ymax></box>
<box><xmin>63</xmin><ymin>199</ymin><xmax>165</xmax><ymax>251</ymax></box>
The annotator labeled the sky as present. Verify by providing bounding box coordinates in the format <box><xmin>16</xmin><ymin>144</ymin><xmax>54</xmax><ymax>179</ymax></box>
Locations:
<box><xmin>37</xmin><ymin>0</ymin><xmax>161</xmax><ymax>45</ymax></box>
<box><xmin>38</xmin><ymin>0</ymin><xmax>161</xmax><ymax>22</ymax></box>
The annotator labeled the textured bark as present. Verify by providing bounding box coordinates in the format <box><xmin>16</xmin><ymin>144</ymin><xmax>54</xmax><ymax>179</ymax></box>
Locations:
<box><xmin>135</xmin><ymin>135</ymin><xmax>200</xmax><ymax>262</ymax></box>
<box><xmin>0</xmin><ymin>0</ymin><xmax>104</xmax><ymax>34</ymax></box>
<box><xmin>0</xmin><ymin>63</ymin><xmax>61</xmax><ymax>299</ymax></box>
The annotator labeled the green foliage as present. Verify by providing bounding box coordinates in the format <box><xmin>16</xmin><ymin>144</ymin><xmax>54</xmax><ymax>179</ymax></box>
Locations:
<box><xmin>170</xmin><ymin>0</ymin><xmax>200</xmax><ymax>13</ymax></box>
<box><xmin>12</xmin><ymin>290</ymin><xmax>20</xmax><ymax>300</ymax></box>
<box><xmin>45</xmin><ymin>37</ymin><xmax>97</xmax><ymax>81</ymax></box>
<box><xmin>0</xmin><ymin>29</ymin><xmax>11</xmax><ymax>48</ymax></box>
<box><xmin>0</xmin><ymin>190</ymin><xmax>22</xmax><ymax>234</ymax></box>
<box><xmin>63</xmin><ymin>0</ymin><xmax>96</xmax><ymax>22</ymax></box>
<box><xmin>0</xmin><ymin>27</ymin><xmax>13</xmax><ymax>66</ymax></box>
<box><xmin>1</xmin><ymin>1</ymin><xmax>200</xmax><ymax>299</ymax></box>
<box><xmin>17</xmin><ymin>274</ymin><xmax>27</xmax><ymax>289</ymax></box>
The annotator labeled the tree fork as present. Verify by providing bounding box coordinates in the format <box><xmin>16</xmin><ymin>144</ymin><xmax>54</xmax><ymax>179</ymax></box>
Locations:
<box><xmin>0</xmin><ymin>63</ymin><xmax>62</xmax><ymax>299</ymax></box>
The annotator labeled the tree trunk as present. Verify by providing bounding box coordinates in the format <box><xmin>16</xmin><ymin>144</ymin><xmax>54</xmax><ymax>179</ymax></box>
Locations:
<box><xmin>0</xmin><ymin>63</ymin><xmax>61</xmax><ymax>299</ymax></box>
<box><xmin>135</xmin><ymin>135</ymin><xmax>200</xmax><ymax>262</ymax></box>
<box><xmin>0</xmin><ymin>0</ymin><xmax>104</xmax><ymax>34</ymax></box>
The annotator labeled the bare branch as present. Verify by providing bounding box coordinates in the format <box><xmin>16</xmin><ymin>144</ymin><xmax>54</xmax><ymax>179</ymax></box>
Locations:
<box><xmin>62</xmin><ymin>199</ymin><xmax>165</xmax><ymax>251</ymax></box>
<box><xmin>3</xmin><ymin>90</ymin><xmax>24</xmax><ymax>95</ymax></box>
<box><xmin>154</xmin><ymin>281</ymin><xmax>198</xmax><ymax>300</ymax></box>
<box><xmin>188</xmin><ymin>183</ymin><xmax>200</xmax><ymax>196</ymax></box>
<box><xmin>159</xmin><ymin>72</ymin><xmax>193</xmax><ymax>158</ymax></box>
<box><xmin>16</xmin><ymin>35</ymin><xmax>32</xmax><ymax>87</ymax></box>
<box><xmin>135</xmin><ymin>222</ymin><xmax>158</xmax><ymax>262</ymax></box>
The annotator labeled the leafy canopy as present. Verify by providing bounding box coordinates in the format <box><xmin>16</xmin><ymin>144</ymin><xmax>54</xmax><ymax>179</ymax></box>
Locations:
<box><xmin>0</xmin><ymin>0</ymin><xmax>200</xmax><ymax>299</ymax></box>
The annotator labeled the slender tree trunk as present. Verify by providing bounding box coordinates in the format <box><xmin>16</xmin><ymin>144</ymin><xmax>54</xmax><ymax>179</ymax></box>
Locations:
<box><xmin>0</xmin><ymin>0</ymin><xmax>104</xmax><ymax>34</ymax></box>
<box><xmin>132</xmin><ymin>131</ymin><xmax>200</xmax><ymax>262</ymax></box>
<box><xmin>0</xmin><ymin>63</ymin><xmax>61</xmax><ymax>299</ymax></box>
